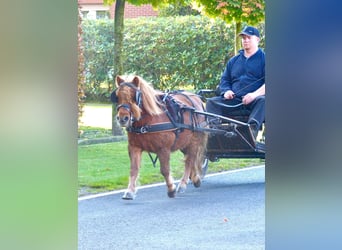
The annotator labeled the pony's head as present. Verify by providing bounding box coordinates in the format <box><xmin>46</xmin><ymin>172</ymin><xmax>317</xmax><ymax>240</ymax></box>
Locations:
<box><xmin>113</xmin><ymin>75</ymin><xmax>163</xmax><ymax>127</ymax></box>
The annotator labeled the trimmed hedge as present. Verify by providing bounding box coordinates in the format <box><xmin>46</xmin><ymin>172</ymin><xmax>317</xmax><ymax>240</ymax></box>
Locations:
<box><xmin>123</xmin><ymin>16</ymin><xmax>234</xmax><ymax>90</ymax></box>
<box><xmin>82</xmin><ymin>19</ymin><xmax>114</xmax><ymax>102</ymax></box>
<box><xmin>82</xmin><ymin>16</ymin><xmax>263</xmax><ymax>101</ymax></box>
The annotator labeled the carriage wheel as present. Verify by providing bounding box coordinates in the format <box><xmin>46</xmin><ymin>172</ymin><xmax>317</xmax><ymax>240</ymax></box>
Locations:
<box><xmin>201</xmin><ymin>157</ymin><xmax>209</xmax><ymax>179</ymax></box>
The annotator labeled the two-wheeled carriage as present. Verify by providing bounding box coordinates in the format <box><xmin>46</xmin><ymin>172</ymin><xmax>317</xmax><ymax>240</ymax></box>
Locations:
<box><xmin>196</xmin><ymin>89</ymin><xmax>265</xmax><ymax>177</ymax></box>
<box><xmin>111</xmin><ymin>75</ymin><xmax>264</xmax><ymax>199</ymax></box>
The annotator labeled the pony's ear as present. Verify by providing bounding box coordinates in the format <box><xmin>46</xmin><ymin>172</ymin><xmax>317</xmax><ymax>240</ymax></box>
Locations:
<box><xmin>116</xmin><ymin>76</ymin><xmax>125</xmax><ymax>87</ymax></box>
<box><xmin>132</xmin><ymin>76</ymin><xmax>140</xmax><ymax>88</ymax></box>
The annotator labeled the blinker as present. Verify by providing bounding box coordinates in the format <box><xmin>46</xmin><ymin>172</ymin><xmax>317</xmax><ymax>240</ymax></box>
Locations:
<box><xmin>110</xmin><ymin>89</ymin><xmax>118</xmax><ymax>103</ymax></box>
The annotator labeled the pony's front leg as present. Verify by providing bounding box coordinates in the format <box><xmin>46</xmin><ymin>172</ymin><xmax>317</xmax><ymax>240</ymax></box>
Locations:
<box><xmin>122</xmin><ymin>146</ymin><xmax>142</xmax><ymax>200</ymax></box>
<box><xmin>158</xmin><ymin>151</ymin><xmax>176</xmax><ymax>198</ymax></box>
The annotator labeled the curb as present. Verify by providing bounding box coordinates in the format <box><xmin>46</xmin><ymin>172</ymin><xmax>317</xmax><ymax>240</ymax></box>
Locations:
<box><xmin>78</xmin><ymin>136</ymin><xmax>127</xmax><ymax>145</ymax></box>
<box><xmin>78</xmin><ymin>165</ymin><xmax>265</xmax><ymax>200</ymax></box>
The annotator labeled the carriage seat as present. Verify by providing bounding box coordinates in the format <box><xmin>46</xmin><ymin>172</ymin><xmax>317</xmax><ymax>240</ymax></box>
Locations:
<box><xmin>197</xmin><ymin>87</ymin><xmax>265</xmax><ymax>137</ymax></box>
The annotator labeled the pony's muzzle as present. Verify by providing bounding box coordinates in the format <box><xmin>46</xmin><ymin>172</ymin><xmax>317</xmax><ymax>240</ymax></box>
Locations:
<box><xmin>116</xmin><ymin>115</ymin><xmax>130</xmax><ymax>126</ymax></box>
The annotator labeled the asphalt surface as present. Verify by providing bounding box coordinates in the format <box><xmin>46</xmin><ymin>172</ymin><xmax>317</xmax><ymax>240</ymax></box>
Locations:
<box><xmin>78</xmin><ymin>165</ymin><xmax>265</xmax><ymax>250</ymax></box>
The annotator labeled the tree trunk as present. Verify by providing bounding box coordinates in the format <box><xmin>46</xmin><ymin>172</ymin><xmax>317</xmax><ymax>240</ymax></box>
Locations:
<box><xmin>112</xmin><ymin>0</ymin><xmax>125</xmax><ymax>136</ymax></box>
<box><xmin>234</xmin><ymin>22</ymin><xmax>242</xmax><ymax>55</ymax></box>
<box><xmin>78</xmin><ymin>6</ymin><xmax>85</xmax><ymax>137</ymax></box>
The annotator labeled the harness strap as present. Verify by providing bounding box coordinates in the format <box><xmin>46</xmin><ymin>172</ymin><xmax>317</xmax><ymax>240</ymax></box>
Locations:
<box><xmin>148</xmin><ymin>152</ymin><xmax>159</xmax><ymax>168</ymax></box>
<box><xmin>116</xmin><ymin>103</ymin><xmax>130</xmax><ymax>111</ymax></box>
<box><xmin>126</xmin><ymin>120</ymin><xmax>201</xmax><ymax>134</ymax></box>
<box><xmin>126</xmin><ymin>122</ymin><xmax>177</xmax><ymax>134</ymax></box>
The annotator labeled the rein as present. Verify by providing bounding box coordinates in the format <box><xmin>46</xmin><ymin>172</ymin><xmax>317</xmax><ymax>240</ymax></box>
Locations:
<box><xmin>232</xmin><ymin>76</ymin><xmax>265</xmax><ymax>98</ymax></box>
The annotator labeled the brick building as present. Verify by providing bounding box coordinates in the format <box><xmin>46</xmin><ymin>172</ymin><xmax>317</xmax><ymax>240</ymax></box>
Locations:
<box><xmin>78</xmin><ymin>0</ymin><xmax>158</xmax><ymax>19</ymax></box>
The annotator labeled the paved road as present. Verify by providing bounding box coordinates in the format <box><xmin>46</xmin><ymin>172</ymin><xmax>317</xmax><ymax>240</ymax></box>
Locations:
<box><xmin>78</xmin><ymin>165</ymin><xmax>265</xmax><ymax>250</ymax></box>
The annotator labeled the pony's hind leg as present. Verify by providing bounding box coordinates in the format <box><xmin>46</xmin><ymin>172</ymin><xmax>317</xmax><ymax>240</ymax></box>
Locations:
<box><xmin>176</xmin><ymin>151</ymin><xmax>192</xmax><ymax>193</ymax></box>
<box><xmin>190</xmin><ymin>133</ymin><xmax>207</xmax><ymax>188</ymax></box>
<box><xmin>177</xmin><ymin>135</ymin><xmax>206</xmax><ymax>193</ymax></box>
<box><xmin>190</xmin><ymin>168</ymin><xmax>201</xmax><ymax>188</ymax></box>
<box><xmin>122</xmin><ymin>146</ymin><xmax>142</xmax><ymax>200</ymax></box>
<box><xmin>158</xmin><ymin>150</ymin><xmax>176</xmax><ymax>198</ymax></box>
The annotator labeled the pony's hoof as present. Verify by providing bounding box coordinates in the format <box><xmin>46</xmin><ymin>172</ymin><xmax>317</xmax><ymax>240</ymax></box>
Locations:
<box><xmin>122</xmin><ymin>191</ymin><xmax>136</xmax><ymax>200</ymax></box>
<box><xmin>193</xmin><ymin>178</ymin><xmax>201</xmax><ymax>188</ymax></box>
<box><xmin>176</xmin><ymin>183</ymin><xmax>187</xmax><ymax>193</ymax></box>
<box><xmin>167</xmin><ymin>189</ymin><xmax>176</xmax><ymax>198</ymax></box>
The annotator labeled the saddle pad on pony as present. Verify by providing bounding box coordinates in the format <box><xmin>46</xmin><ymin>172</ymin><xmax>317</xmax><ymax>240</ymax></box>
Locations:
<box><xmin>158</xmin><ymin>92</ymin><xmax>184</xmax><ymax>124</ymax></box>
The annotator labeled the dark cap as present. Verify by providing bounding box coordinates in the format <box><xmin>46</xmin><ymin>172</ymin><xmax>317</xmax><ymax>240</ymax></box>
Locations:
<box><xmin>239</xmin><ymin>26</ymin><xmax>260</xmax><ymax>38</ymax></box>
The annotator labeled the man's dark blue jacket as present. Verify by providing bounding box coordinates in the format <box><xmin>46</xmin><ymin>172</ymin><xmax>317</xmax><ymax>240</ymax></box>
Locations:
<box><xmin>219</xmin><ymin>48</ymin><xmax>265</xmax><ymax>98</ymax></box>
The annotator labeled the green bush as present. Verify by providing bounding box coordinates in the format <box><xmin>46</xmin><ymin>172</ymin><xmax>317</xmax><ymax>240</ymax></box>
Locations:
<box><xmin>82</xmin><ymin>20</ymin><xmax>114</xmax><ymax>102</ymax></box>
<box><xmin>123</xmin><ymin>16</ymin><xmax>234</xmax><ymax>90</ymax></box>
<box><xmin>81</xmin><ymin>16</ymin><xmax>264</xmax><ymax>101</ymax></box>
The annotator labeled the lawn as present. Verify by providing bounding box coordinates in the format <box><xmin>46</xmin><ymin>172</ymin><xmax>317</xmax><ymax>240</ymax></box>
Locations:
<box><xmin>78</xmin><ymin>140</ymin><xmax>264</xmax><ymax>196</ymax></box>
<box><xmin>78</xmin><ymin>103</ymin><xmax>265</xmax><ymax>196</ymax></box>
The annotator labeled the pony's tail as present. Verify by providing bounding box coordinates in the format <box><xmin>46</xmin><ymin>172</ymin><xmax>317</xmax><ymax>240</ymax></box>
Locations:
<box><xmin>195</xmin><ymin>132</ymin><xmax>208</xmax><ymax>177</ymax></box>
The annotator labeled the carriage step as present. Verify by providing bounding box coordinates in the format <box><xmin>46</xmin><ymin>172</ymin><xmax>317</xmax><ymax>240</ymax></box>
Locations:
<box><xmin>255</xmin><ymin>142</ymin><xmax>265</xmax><ymax>153</ymax></box>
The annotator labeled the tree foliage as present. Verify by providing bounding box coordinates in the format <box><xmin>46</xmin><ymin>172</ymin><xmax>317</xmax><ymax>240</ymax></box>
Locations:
<box><xmin>81</xmin><ymin>20</ymin><xmax>114</xmax><ymax>100</ymax></box>
<box><xmin>193</xmin><ymin>0</ymin><xmax>264</xmax><ymax>24</ymax></box>
<box><xmin>158</xmin><ymin>2</ymin><xmax>200</xmax><ymax>17</ymax></box>
<box><xmin>192</xmin><ymin>0</ymin><xmax>265</xmax><ymax>53</ymax></box>
<box><xmin>105</xmin><ymin>0</ymin><xmax>188</xmax><ymax>8</ymax></box>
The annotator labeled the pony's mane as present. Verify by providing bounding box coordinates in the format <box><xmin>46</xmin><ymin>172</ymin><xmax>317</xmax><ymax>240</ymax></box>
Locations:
<box><xmin>121</xmin><ymin>75</ymin><xmax>163</xmax><ymax>116</ymax></box>
<box><xmin>137</xmin><ymin>77</ymin><xmax>163</xmax><ymax>116</ymax></box>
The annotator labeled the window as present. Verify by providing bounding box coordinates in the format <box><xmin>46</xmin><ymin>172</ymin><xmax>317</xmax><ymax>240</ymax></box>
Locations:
<box><xmin>81</xmin><ymin>11</ymin><xmax>89</xmax><ymax>19</ymax></box>
<box><xmin>79</xmin><ymin>5</ymin><xmax>110</xmax><ymax>20</ymax></box>
<box><xmin>96</xmin><ymin>11</ymin><xmax>109</xmax><ymax>19</ymax></box>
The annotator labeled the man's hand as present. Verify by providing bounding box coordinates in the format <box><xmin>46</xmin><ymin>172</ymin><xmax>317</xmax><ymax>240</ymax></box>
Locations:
<box><xmin>242</xmin><ymin>92</ymin><xmax>257</xmax><ymax>105</ymax></box>
<box><xmin>223</xmin><ymin>90</ymin><xmax>235</xmax><ymax>99</ymax></box>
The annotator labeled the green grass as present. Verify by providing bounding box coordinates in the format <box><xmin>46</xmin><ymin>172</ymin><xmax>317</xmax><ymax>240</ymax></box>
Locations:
<box><xmin>78</xmin><ymin>140</ymin><xmax>264</xmax><ymax>196</ymax></box>
<box><xmin>78</xmin><ymin>103</ymin><xmax>264</xmax><ymax>196</ymax></box>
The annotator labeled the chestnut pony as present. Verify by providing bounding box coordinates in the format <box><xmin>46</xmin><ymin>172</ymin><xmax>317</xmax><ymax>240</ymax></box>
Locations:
<box><xmin>112</xmin><ymin>75</ymin><xmax>207</xmax><ymax>200</ymax></box>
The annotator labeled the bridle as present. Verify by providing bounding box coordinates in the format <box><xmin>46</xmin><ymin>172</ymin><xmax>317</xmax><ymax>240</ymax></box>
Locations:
<box><xmin>115</xmin><ymin>82</ymin><xmax>142</xmax><ymax>122</ymax></box>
